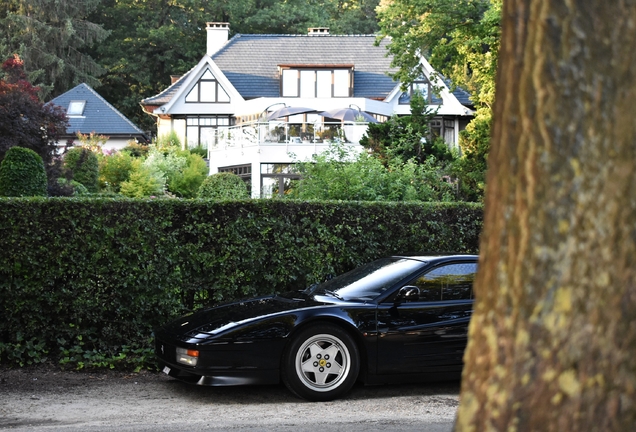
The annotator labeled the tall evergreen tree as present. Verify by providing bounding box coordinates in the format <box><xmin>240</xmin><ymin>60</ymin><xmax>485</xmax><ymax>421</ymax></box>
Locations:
<box><xmin>0</xmin><ymin>0</ymin><xmax>109</xmax><ymax>98</ymax></box>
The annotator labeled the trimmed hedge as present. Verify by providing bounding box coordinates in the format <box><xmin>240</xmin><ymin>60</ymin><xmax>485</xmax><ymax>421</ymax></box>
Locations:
<box><xmin>0</xmin><ymin>198</ymin><xmax>482</xmax><ymax>369</ymax></box>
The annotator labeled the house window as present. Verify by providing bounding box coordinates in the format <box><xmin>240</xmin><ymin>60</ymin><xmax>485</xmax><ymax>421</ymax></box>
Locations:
<box><xmin>430</xmin><ymin>118</ymin><xmax>456</xmax><ymax>146</ymax></box>
<box><xmin>219</xmin><ymin>164</ymin><xmax>251</xmax><ymax>178</ymax></box>
<box><xmin>316</xmin><ymin>70</ymin><xmax>332</xmax><ymax>97</ymax></box>
<box><xmin>260</xmin><ymin>163</ymin><xmax>301</xmax><ymax>197</ymax></box>
<box><xmin>186</xmin><ymin>116</ymin><xmax>231</xmax><ymax>149</ymax></box>
<box><xmin>300</xmin><ymin>70</ymin><xmax>316</xmax><ymax>98</ymax></box>
<box><xmin>399</xmin><ymin>77</ymin><xmax>440</xmax><ymax>105</ymax></box>
<box><xmin>280</xmin><ymin>67</ymin><xmax>353</xmax><ymax>98</ymax></box>
<box><xmin>67</xmin><ymin>100</ymin><xmax>86</xmax><ymax>116</ymax></box>
<box><xmin>185</xmin><ymin>69</ymin><xmax>230</xmax><ymax>103</ymax></box>
<box><xmin>282</xmin><ymin>70</ymin><xmax>299</xmax><ymax>97</ymax></box>
<box><xmin>333</xmin><ymin>69</ymin><xmax>350</xmax><ymax>97</ymax></box>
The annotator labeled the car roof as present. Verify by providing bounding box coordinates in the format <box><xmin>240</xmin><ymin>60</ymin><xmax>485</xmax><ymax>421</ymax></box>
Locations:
<box><xmin>393</xmin><ymin>255</ymin><xmax>478</xmax><ymax>263</ymax></box>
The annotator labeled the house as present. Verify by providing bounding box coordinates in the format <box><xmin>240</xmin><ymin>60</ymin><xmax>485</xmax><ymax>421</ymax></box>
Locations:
<box><xmin>50</xmin><ymin>83</ymin><xmax>148</xmax><ymax>151</ymax></box>
<box><xmin>141</xmin><ymin>23</ymin><xmax>474</xmax><ymax>197</ymax></box>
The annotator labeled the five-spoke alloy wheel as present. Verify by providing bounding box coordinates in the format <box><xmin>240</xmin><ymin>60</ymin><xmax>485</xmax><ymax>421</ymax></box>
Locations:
<box><xmin>283</xmin><ymin>324</ymin><xmax>359</xmax><ymax>401</ymax></box>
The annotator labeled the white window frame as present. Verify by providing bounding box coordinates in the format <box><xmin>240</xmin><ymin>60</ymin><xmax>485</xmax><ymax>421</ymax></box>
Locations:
<box><xmin>280</xmin><ymin>67</ymin><xmax>352</xmax><ymax>98</ymax></box>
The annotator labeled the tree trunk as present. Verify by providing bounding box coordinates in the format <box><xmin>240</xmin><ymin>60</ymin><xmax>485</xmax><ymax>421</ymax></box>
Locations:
<box><xmin>455</xmin><ymin>1</ymin><xmax>636</xmax><ymax>431</ymax></box>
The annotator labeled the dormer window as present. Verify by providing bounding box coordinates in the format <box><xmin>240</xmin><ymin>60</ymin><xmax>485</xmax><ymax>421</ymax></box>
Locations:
<box><xmin>280</xmin><ymin>65</ymin><xmax>353</xmax><ymax>98</ymax></box>
<box><xmin>399</xmin><ymin>77</ymin><xmax>440</xmax><ymax>105</ymax></box>
<box><xmin>186</xmin><ymin>69</ymin><xmax>230</xmax><ymax>103</ymax></box>
<box><xmin>67</xmin><ymin>100</ymin><xmax>86</xmax><ymax>116</ymax></box>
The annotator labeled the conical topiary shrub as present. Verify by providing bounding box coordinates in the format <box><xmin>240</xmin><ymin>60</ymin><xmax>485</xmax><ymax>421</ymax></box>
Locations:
<box><xmin>0</xmin><ymin>146</ymin><xmax>48</xmax><ymax>197</ymax></box>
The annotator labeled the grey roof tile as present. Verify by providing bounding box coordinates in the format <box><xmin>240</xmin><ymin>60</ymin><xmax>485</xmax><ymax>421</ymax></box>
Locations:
<box><xmin>213</xmin><ymin>34</ymin><xmax>397</xmax><ymax>99</ymax></box>
<box><xmin>143</xmin><ymin>34</ymin><xmax>398</xmax><ymax>104</ymax></box>
<box><xmin>50</xmin><ymin>83</ymin><xmax>146</xmax><ymax>137</ymax></box>
<box><xmin>141</xmin><ymin>67</ymin><xmax>192</xmax><ymax>105</ymax></box>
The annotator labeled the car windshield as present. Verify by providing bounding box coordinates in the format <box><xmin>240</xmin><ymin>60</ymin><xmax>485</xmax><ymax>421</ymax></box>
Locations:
<box><xmin>313</xmin><ymin>258</ymin><xmax>424</xmax><ymax>301</ymax></box>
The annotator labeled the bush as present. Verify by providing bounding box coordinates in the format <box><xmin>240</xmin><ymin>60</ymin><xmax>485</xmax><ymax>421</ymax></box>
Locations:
<box><xmin>122</xmin><ymin>141</ymin><xmax>149</xmax><ymax>158</ymax></box>
<box><xmin>288</xmin><ymin>144</ymin><xmax>456</xmax><ymax>201</ymax></box>
<box><xmin>154</xmin><ymin>131</ymin><xmax>181</xmax><ymax>151</ymax></box>
<box><xmin>168</xmin><ymin>153</ymin><xmax>208</xmax><ymax>198</ymax></box>
<box><xmin>119</xmin><ymin>158</ymin><xmax>165</xmax><ymax>198</ymax></box>
<box><xmin>99</xmin><ymin>151</ymin><xmax>134</xmax><ymax>193</ymax></box>
<box><xmin>57</xmin><ymin>178</ymin><xmax>90</xmax><ymax>195</ymax></box>
<box><xmin>0</xmin><ymin>146</ymin><xmax>47</xmax><ymax>196</ymax></box>
<box><xmin>64</xmin><ymin>147</ymin><xmax>99</xmax><ymax>193</ymax></box>
<box><xmin>0</xmin><ymin>198</ymin><xmax>482</xmax><ymax>368</ymax></box>
<box><xmin>143</xmin><ymin>146</ymin><xmax>186</xmax><ymax>185</ymax></box>
<box><xmin>198</xmin><ymin>172</ymin><xmax>250</xmax><ymax>199</ymax></box>
<box><xmin>189</xmin><ymin>146</ymin><xmax>208</xmax><ymax>158</ymax></box>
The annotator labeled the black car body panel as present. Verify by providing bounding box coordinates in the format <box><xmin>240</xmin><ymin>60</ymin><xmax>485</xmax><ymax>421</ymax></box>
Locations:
<box><xmin>154</xmin><ymin>255</ymin><xmax>478</xmax><ymax>391</ymax></box>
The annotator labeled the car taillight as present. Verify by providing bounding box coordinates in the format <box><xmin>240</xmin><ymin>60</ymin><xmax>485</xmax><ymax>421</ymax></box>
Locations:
<box><xmin>176</xmin><ymin>347</ymin><xmax>199</xmax><ymax>366</ymax></box>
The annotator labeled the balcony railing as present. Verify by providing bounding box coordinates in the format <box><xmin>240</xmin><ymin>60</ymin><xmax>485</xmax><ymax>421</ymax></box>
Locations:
<box><xmin>210</xmin><ymin>121</ymin><xmax>371</xmax><ymax>150</ymax></box>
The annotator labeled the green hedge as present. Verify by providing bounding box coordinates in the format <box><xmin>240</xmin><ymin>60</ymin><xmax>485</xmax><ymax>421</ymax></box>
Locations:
<box><xmin>0</xmin><ymin>198</ymin><xmax>482</xmax><ymax>369</ymax></box>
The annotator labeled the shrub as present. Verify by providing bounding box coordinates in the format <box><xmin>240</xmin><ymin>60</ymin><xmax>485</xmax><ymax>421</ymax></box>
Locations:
<box><xmin>119</xmin><ymin>158</ymin><xmax>165</xmax><ymax>197</ymax></box>
<box><xmin>0</xmin><ymin>146</ymin><xmax>47</xmax><ymax>196</ymax></box>
<box><xmin>46</xmin><ymin>157</ymin><xmax>75</xmax><ymax>197</ymax></box>
<box><xmin>99</xmin><ymin>151</ymin><xmax>134</xmax><ymax>193</ymax></box>
<box><xmin>198</xmin><ymin>172</ymin><xmax>250</xmax><ymax>199</ymax></box>
<box><xmin>154</xmin><ymin>131</ymin><xmax>181</xmax><ymax>151</ymax></box>
<box><xmin>122</xmin><ymin>141</ymin><xmax>150</xmax><ymax>158</ymax></box>
<box><xmin>168</xmin><ymin>153</ymin><xmax>208</xmax><ymax>198</ymax></box>
<box><xmin>64</xmin><ymin>147</ymin><xmax>99</xmax><ymax>193</ymax></box>
<box><xmin>189</xmin><ymin>146</ymin><xmax>208</xmax><ymax>158</ymax></box>
<box><xmin>57</xmin><ymin>178</ymin><xmax>90</xmax><ymax>195</ymax></box>
<box><xmin>143</xmin><ymin>147</ymin><xmax>186</xmax><ymax>181</ymax></box>
<box><xmin>289</xmin><ymin>144</ymin><xmax>456</xmax><ymax>202</ymax></box>
<box><xmin>75</xmin><ymin>132</ymin><xmax>107</xmax><ymax>154</ymax></box>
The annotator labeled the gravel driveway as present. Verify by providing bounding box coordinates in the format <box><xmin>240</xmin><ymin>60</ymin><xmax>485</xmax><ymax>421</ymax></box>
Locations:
<box><xmin>0</xmin><ymin>367</ymin><xmax>459</xmax><ymax>431</ymax></box>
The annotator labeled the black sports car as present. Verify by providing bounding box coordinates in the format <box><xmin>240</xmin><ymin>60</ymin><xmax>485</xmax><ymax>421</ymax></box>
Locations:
<box><xmin>155</xmin><ymin>255</ymin><xmax>478</xmax><ymax>401</ymax></box>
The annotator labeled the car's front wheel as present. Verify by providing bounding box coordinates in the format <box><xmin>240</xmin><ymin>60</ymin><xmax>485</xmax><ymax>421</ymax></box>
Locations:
<box><xmin>282</xmin><ymin>324</ymin><xmax>360</xmax><ymax>401</ymax></box>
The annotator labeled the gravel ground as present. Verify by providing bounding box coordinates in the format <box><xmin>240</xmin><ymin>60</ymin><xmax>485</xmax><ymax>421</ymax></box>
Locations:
<box><xmin>0</xmin><ymin>366</ymin><xmax>460</xmax><ymax>431</ymax></box>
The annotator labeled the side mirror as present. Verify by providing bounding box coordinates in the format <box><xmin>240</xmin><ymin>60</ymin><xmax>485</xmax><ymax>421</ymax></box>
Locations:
<box><xmin>397</xmin><ymin>286</ymin><xmax>420</xmax><ymax>302</ymax></box>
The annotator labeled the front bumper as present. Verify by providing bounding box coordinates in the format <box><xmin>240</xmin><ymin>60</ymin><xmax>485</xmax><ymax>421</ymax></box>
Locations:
<box><xmin>155</xmin><ymin>336</ymin><xmax>282</xmax><ymax>386</ymax></box>
<box><xmin>158</xmin><ymin>359</ymin><xmax>279</xmax><ymax>386</ymax></box>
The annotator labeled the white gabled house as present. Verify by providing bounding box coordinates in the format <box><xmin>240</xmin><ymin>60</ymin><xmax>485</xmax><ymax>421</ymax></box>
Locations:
<box><xmin>141</xmin><ymin>23</ymin><xmax>474</xmax><ymax>197</ymax></box>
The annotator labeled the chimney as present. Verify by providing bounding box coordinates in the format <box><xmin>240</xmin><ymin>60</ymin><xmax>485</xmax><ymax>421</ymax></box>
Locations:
<box><xmin>170</xmin><ymin>75</ymin><xmax>181</xmax><ymax>84</ymax></box>
<box><xmin>308</xmin><ymin>27</ymin><xmax>329</xmax><ymax>35</ymax></box>
<box><xmin>206</xmin><ymin>22</ymin><xmax>229</xmax><ymax>56</ymax></box>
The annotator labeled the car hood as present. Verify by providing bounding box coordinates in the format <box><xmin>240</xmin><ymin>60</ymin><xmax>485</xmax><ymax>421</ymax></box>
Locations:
<box><xmin>158</xmin><ymin>292</ymin><xmax>329</xmax><ymax>340</ymax></box>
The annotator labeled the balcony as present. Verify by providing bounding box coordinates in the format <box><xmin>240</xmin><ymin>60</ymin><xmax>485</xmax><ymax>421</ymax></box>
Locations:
<box><xmin>209</xmin><ymin>120</ymin><xmax>371</xmax><ymax>151</ymax></box>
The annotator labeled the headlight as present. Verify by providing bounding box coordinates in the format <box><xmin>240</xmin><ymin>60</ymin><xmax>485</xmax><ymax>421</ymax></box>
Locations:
<box><xmin>176</xmin><ymin>347</ymin><xmax>199</xmax><ymax>366</ymax></box>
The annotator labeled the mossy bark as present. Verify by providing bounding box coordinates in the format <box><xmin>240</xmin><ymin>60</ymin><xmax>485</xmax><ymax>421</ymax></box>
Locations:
<box><xmin>456</xmin><ymin>1</ymin><xmax>636</xmax><ymax>431</ymax></box>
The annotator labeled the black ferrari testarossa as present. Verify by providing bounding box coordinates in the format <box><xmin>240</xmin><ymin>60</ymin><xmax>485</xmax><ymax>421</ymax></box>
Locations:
<box><xmin>155</xmin><ymin>255</ymin><xmax>478</xmax><ymax>401</ymax></box>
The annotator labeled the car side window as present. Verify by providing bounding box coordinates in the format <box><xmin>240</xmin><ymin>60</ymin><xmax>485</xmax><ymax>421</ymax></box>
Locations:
<box><xmin>405</xmin><ymin>263</ymin><xmax>477</xmax><ymax>302</ymax></box>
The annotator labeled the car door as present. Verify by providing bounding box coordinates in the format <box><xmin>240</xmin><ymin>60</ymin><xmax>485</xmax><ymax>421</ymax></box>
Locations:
<box><xmin>375</xmin><ymin>261</ymin><xmax>477</xmax><ymax>375</ymax></box>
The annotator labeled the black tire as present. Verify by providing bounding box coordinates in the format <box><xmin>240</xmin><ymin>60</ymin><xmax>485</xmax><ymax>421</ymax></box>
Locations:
<box><xmin>282</xmin><ymin>323</ymin><xmax>360</xmax><ymax>401</ymax></box>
